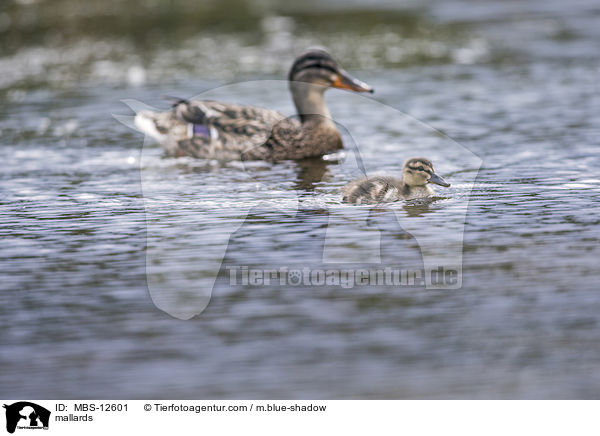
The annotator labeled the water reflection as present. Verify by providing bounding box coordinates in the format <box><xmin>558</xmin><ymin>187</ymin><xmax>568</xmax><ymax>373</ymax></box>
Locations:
<box><xmin>293</xmin><ymin>157</ymin><xmax>334</xmax><ymax>191</ymax></box>
<box><xmin>402</xmin><ymin>197</ymin><xmax>447</xmax><ymax>217</ymax></box>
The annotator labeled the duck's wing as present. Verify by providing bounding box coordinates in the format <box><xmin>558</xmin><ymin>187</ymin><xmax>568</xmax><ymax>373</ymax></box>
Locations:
<box><xmin>342</xmin><ymin>176</ymin><xmax>403</xmax><ymax>204</ymax></box>
<box><xmin>135</xmin><ymin>99</ymin><xmax>293</xmax><ymax>160</ymax></box>
<box><xmin>176</xmin><ymin>100</ymin><xmax>285</xmax><ymax>133</ymax></box>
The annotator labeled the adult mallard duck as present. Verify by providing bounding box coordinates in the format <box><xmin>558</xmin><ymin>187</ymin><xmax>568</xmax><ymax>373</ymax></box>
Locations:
<box><xmin>134</xmin><ymin>49</ymin><xmax>373</xmax><ymax>161</ymax></box>
<box><xmin>341</xmin><ymin>158</ymin><xmax>451</xmax><ymax>204</ymax></box>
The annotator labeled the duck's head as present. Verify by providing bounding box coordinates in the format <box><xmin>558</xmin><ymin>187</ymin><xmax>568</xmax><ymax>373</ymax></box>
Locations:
<box><xmin>402</xmin><ymin>158</ymin><xmax>451</xmax><ymax>188</ymax></box>
<box><xmin>288</xmin><ymin>49</ymin><xmax>374</xmax><ymax>94</ymax></box>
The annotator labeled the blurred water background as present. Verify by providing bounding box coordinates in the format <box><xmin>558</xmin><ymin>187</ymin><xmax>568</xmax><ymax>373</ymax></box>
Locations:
<box><xmin>1</xmin><ymin>0</ymin><xmax>599</xmax><ymax>398</ymax></box>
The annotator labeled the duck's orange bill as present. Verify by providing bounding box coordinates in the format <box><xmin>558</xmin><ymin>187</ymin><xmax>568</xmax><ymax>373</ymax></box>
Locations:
<box><xmin>332</xmin><ymin>69</ymin><xmax>374</xmax><ymax>93</ymax></box>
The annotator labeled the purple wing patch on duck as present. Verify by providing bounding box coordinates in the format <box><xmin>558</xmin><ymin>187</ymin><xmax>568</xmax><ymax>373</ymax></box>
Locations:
<box><xmin>192</xmin><ymin>123</ymin><xmax>211</xmax><ymax>138</ymax></box>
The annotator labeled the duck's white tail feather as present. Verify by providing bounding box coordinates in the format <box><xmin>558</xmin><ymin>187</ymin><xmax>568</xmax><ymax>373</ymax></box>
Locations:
<box><xmin>134</xmin><ymin>111</ymin><xmax>167</xmax><ymax>143</ymax></box>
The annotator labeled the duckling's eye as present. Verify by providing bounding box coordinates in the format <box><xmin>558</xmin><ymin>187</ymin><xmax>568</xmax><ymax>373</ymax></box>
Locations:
<box><xmin>415</xmin><ymin>166</ymin><xmax>425</xmax><ymax>171</ymax></box>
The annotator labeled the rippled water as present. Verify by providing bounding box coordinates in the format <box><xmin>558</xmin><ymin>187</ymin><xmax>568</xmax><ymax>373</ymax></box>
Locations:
<box><xmin>1</xmin><ymin>0</ymin><xmax>599</xmax><ymax>398</ymax></box>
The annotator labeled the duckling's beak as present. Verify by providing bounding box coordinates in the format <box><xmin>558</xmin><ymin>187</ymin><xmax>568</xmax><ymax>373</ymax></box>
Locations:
<box><xmin>332</xmin><ymin>69</ymin><xmax>374</xmax><ymax>93</ymax></box>
<box><xmin>428</xmin><ymin>173</ymin><xmax>451</xmax><ymax>187</ymax></box>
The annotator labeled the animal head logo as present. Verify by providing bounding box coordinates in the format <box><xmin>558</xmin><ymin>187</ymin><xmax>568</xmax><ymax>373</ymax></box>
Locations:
<box><xmin>3</xmin><ymin>402</ymin><xmax>50</xmax><ymax>434</ymax></box>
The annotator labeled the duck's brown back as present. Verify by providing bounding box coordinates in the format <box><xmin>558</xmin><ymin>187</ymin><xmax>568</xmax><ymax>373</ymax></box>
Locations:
<box><xmin>151</xmin><ymin>100</ymin><xmax>342</xmax><ymax>161</ymax></box>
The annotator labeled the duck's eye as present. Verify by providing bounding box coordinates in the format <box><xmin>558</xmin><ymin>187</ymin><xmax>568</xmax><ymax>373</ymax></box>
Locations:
<box><xmin>416</xmin><ymin>166</ymin><xmax>425</xmax><ymax>171</ymax></box>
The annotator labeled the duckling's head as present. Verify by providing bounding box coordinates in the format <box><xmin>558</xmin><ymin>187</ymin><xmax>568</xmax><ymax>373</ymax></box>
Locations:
<box><xmin>288</xmin><ymin>49</ymin><xmax>374</xmax><ymax>93</ymax></box>
<box><xmin>402</xmin><ymin>158</ymin><xmax>451</xmax><ymax>188</ymax></box>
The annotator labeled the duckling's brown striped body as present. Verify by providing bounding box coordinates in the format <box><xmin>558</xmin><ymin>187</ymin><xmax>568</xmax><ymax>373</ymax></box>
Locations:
<box><xmin>342</xmin><ymin>175</ymin><xmax>426</xmax><ymax>204</ymax></box>
<box><xmin>342</xmin><ymin>158</ymin><xmax>450</xmax><ymax>204</ymax></box>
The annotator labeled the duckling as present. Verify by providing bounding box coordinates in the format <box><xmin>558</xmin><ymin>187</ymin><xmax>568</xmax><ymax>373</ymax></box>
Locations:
<box><xmin>341</xmin><ymin>158</ymin><xmax>450</xmax><ymax>204</ymax></box>
<box><xmin>134</xmin><ymin>49</ymin><xmax>373</xmax><ymax>161</ymax></box>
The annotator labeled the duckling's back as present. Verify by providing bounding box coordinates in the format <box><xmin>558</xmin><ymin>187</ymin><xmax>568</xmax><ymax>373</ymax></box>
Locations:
<box><xmin>341</xmin><ymin>176</ymin><xmax>404</xmax><ymax>205</ymax></box>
